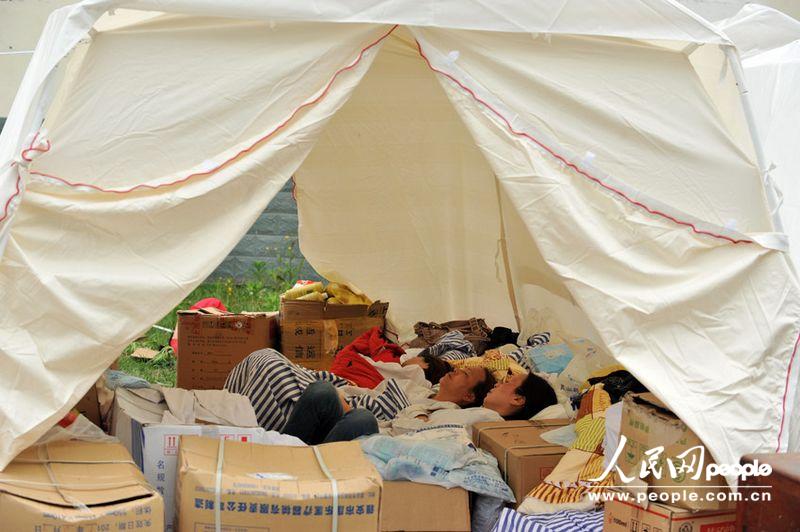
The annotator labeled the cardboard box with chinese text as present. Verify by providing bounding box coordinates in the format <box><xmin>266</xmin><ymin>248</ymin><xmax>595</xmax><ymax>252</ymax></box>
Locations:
<box><xmin>176</xmin><ymin>309</ymin><xmax>279</xmax><ymax>389</ymax></box>
<box><xmin>280</xmin><ymin>299</ymin><xmax>388</xmax><ymax>370</ymax></box>
<box><xmin>176</xmin><ymin>436</ymin><xmax>382</xmax><ymax>532</ymax></box>
<box><xmin>617</xmin><ymin>393</ymin><xmax>733</xmax><ymax>511</ymax></box>
<box><xmin>604</xmin><ymin>493</ymin><xmax>737</xmax><ymax>532</ymax></box>
<box><xmin>472</xmin><ymin>419</ymin><xmax>570</xmax><ymax>506</ymax></box>
<box><xmin>0</xmin><ymin>440</ymin><xmax>163</xmax><ymax>531</ymax></box>
<box><xmin>110</xmin><ymin>386</ymin><xmax>294</xmax><ymax>531</ymax></box>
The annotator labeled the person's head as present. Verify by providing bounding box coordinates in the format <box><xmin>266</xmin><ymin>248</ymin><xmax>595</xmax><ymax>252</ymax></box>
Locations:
<box><xmin>483</xmin><ymin>372</ymin><xmax>557</xmax><ymax>420</ymax></box>
<box><xmin>436</xmin><ymin>366</ymin><xmax>495</xmax><ymax>408</ymax></box>
<box><xmin>401</xmin><ymin>353</ymin><xmax>452</xmax><ymax>385</ymax></box>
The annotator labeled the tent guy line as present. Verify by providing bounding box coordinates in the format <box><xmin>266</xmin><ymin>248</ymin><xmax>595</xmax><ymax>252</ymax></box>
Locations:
<box><xmin>412</xmin><ymin>39</ymin><xmax>755</xmax><ymax>247</ymax></box>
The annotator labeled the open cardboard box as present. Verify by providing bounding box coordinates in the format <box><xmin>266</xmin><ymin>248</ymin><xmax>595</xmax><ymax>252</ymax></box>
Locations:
<box><xmin>0</xmin><ymin>440</ymin><xmax>163</xmax><ymax>530</ymax></box>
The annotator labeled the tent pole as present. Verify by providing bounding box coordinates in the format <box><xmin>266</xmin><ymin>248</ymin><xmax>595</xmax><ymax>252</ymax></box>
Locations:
<box><xmin>494</xmin><ymin>176</ymin><xmax>522</xmax><ymax>331</ymax></box>
<box><xmin>723</xmin><ymin>45</ymin><xmax>785</xmax><ymax>233</ymax></box>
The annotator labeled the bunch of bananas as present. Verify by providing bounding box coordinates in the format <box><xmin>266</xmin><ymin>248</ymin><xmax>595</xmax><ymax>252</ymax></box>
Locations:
<box><xmin>282</xmin><ymin>281</ymin><xmax>372</xmax><ymax>305</ymax></box>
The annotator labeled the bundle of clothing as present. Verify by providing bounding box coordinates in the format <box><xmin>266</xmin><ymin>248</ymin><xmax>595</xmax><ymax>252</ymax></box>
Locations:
<box><xmin>360</xmin><ymin>424</ymin><xmax>515</xmax><ymax>502</ymax></box>
<box><xmin>330</xmin><ymin>326</ymin><xmax>405</xmax><ymax>388</ymax></box>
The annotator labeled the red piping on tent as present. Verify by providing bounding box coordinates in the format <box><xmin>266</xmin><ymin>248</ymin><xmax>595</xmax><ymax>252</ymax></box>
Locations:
<box><xmin>412</xmin><ymin>40</ymin><xmax>754</xmax><ymax>246</ymax></box>
<box><xmin>3</xmin><ymin>25</ymin><xmax>398</xmax><ymax>201</ymax></box>
<box><xmin>777</xmin><ymin>331</ymin><xmax>800</xmax><ymax>451</ymax></box>
<box><xmin>2</xmin><ymin>24</ymin><xmax>795</xmax><ymax>449</ymax></box>
<box><xmin>412</xmin><ymin>39</ymin><xmax>800</xmax><ymax>449</ymax></box>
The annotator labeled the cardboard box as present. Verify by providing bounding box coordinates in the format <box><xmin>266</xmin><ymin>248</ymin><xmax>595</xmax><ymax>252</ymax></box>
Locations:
<box><xmin>280</xmin><ymin>299</ymin><xmax>389</xmax><ymax>370</ymax></box>
<box><xmin>618</xmin><ymin>393</ymin><xmax>733</xmax><ymax>511</ymax></box>
<box><xmin>176</xmin><ymin>436</ymin><xmax>382</xmax><ymax>532</ymax></box>
<box><xmin>75</xmin><ymin>381</ymin><xmax>102</xmax><ymax>427</ymax></box>
<box><xmin>111</xmin><ymin>386</ymin><xmax>292</xmax><ymax>531</ymax></box>
<box><xmin>381</xmin><ymin>481</ymin><xmax>470</xmax><ymax>531</ymax></box>
<box><xmin>176</xmin><ymin>309</ymin><xmax>279</xmax><ymax>389</ymax></box>
<box><xmin>472</xmin><ymin>419</ymin><xmax>570</xmax><ymax>505</ymax></box>
<box><xmin>604</xmin><ymin>495</ymin><xmax>737</xmax><ymax>532</ymax></box>
<box><xmin>0</xmin><ymin>440</ymin><xmax>164</xmax><ymax>531</ymax></box>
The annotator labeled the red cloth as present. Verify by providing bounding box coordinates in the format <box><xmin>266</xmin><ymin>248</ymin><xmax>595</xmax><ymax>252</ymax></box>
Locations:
<box><xmin>169</xmin><ymin>297</ymin><xmax>228</xmax><ymax>354</ymax></box>
<box><xmin>330</xmin><ymin>327</ymin><xmax>405</xmax><ymax>388</ymax></box>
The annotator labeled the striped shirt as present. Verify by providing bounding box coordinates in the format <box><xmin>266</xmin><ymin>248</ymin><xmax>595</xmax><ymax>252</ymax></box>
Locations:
<box><xmin>224</xmin><ymin>330</ymin><xmax>529</xmax><ymax>432</ymax></box>
<box><xmin>492</xmin><ymin>508</ymin><xmax>603</xmax><ymax>532</ymax></box>
<box><xmin>224</xmin><ymin>349</ymin><xmax>411</xmax><ymax>431</ymax></box>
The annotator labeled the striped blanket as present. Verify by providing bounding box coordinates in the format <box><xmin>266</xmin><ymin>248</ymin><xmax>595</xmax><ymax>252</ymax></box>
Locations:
<box><xmin>492</xmin><ymin>508</ymin><xmax>603</xmax><ymax>532</ymax></box>
<box><xmin>518</xmin><ymin>384</ymin><xmax>614</xmax><ymax>513</ymax></box>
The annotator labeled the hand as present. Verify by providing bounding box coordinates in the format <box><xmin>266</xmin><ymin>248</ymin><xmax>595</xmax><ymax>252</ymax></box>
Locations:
<box><xmin>339</xmin><ymin>393</ymin><xmax>352</xmax><ymax>413</ymax></box>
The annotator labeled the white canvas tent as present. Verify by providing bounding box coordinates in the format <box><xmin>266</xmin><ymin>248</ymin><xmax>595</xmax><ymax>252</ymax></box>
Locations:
<box><xmin>719</xmin><ymin>4</ymin><xmax>800</xmax><ymax>271</ymax></box>
<box><xmin>1</xmin><ymin>0</ymin><xmax>799</xmax><ymax>480</ymax></box>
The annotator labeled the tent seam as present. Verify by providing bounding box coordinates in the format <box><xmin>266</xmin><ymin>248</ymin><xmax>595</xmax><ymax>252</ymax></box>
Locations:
<box><xmin>413</xmin><ymin>38</ymin><xmax>800</xmax><ymax>451</ymax></box>
<box><xmin>413</xmin><ymin>39</ymin><xmax>754</xmax><ymax>246</ymax></box>
<box><xmin>12</xmin><ymin>24</ymin><xmax>399</xmax><ymax>196</ymax></box>
<box><xmin>776</xmin><ymin>329</ymin><xmax>800</xmax><ymax>451</ymax></box>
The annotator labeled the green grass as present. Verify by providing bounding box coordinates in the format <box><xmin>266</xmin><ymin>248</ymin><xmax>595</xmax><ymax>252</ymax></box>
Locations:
<box><xmin>117</xmin><ymin>251</ymin><xmax>303</xmax><ymax>386</ymax></box>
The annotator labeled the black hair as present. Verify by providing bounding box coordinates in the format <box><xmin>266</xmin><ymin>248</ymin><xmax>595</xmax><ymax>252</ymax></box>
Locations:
<box><xmin>465</xmin><ymin>368</ymin><xmax>496</xmax><ymax>408</ymax></box>
<box><xmin>420</xmin><ymin>353</ymin><xmax>452</xmax><ymax>385</ymax></box>
<box><xmin>504</xmin><ymin>373</ymin><xmax>557</xmax><ymax>420</ymax></box>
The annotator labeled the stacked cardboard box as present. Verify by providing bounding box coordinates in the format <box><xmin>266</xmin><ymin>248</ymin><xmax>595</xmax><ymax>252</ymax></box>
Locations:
<box><xmin>472</xmin><ymin>419</ymin><xmax>570</xmax><ymax>505</ymax></box>
<box><xmin>604</xmin><ymin>495</ymin><xmax>737</xmax><ymax>532</ymax></box>
<box><xmin>381</xmin><ymin>481</ymin><xmax>470</xmax><ymax>531</ymax></box>
<box><xmin>617</xmin><ymin>393</ymin><xmax>734</xmax><ymax>511</ymax></box>
<box><xmin>0</xmin><ymin>440</ymin><xmax>164</xmax><ymax>530</ymax></box>
<box><xmin>176</xmin><ymin>436</ymin><xmax>382</xmax><ymax>532</ymax></box>
<box><xmin>111</xmin><ymin>386</ymin><xmax>297</xmax><ymax>531</ymax></box>
<box><xmin>280</xmin><ymin>299</ymin><xmax>389</xmax><ymax>370</ymax></box>
<box><xmin>176</xmin><ymin>309</ymin><xmax>279</xmax><ymax>389</ymax></box>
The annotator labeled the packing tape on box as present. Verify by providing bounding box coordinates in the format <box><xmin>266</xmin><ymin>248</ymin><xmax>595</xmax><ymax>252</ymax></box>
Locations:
<box><xmin>215</xmin><ymin>438</ymin><xmax>225</xmax><ymax>532</ymax></box>
<box><xmin>313</xmin><ymin>446</ymin><xmax>340</xmax><ymax>532</ymax></box>
<box><xmin>0</xmin><ymin>447</ymin><xmax>145</xmax><ymax>510</ymax></box>
<box><xmin>210</xmin><ymin>440</ymin><xmax>339</xmax><ymax>532</ymax></box>
<box><xmin>474</xmin><ymin>421</ymin><xmax>547</xmax><ymax>447</ymax></box>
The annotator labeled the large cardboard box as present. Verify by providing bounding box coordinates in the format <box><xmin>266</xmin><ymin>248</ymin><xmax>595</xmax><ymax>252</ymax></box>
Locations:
<box><xmin>280</xmin><ymin>299</ymin><xmax>389</xmax><ymax>370</ymax></box>
<box><xmin>618</xmin><ymin>393</ymin><xmax>733</xmax><ymax>511</ymax></box>
<box><xmin>472</xmin><ymin>419</ymin><xmax>570</xmax><ymax>505</ymax></box>
<box><xmin>381</xmin><ymin>481</ymin><xmax>470</xmax><ymax>532</ymax></box>
<box><xmin>604</xmin><ymin>495</ymin><xmax>737</xmax><ymax>532</ymax></box>
<box><xmin>111</xmin><ymin>386</ymin><xmax>292</xmax><ymax>531</ymax></box>
<box><xmin>176</xmin><ymin>309</ymin><xmax>279</xmax><ymax>389</ymax></box>
<box><xmin>0</xmin><ymin>440</ymin><xmax>164</xmax><ymax>531</ymax></box>
<box><xmin>176</xmin><ymin>436</ymin><xmax>382</xmax><ymax>532</ymax></box>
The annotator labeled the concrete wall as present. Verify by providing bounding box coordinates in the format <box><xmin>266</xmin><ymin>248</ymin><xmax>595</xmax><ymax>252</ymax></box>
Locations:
<box><xmin>209</xmin><ymin>179</ymin><xmax>321</xmax><ymax>280</ymax></box>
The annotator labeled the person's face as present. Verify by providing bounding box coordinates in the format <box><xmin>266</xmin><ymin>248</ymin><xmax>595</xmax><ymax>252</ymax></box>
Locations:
<box><xmin>483</xmin><ymin>373</ymin><xmax>527</xmax><ymax>416</ymax></box>
<box><xmin>438</xmin><ymin>366</ymin><xmax>487</xmax><ymax>406</ymax></box>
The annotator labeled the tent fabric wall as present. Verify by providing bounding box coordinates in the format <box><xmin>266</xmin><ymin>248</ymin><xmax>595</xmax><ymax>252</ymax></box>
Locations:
<box><xmin>0</xmin><ymin>0</ymin><xmax>798</xmax><ymax>476</ymax></box>
<box><xmin>295</xmin><ymin>31</ymin><xmax>517</xmax><ymax>340</ymax></box>
<box><xmin>0</xmin><ymin>8</ymin><xmax>391</xmax><ymax>468</ymax></box>
<box><xmin>719</xmin><ymin>4</ymin><xmax>800</xmax><ymax>451</ymax></box>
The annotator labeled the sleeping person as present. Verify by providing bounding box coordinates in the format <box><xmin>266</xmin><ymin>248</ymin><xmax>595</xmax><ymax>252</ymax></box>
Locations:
<box><xmin>385</xmin><ymin>371</ymin><xmax>556</xmax><ymax>435</ymax></box>
<box><xmin>224</xmin><ymin>348</ymin><xmax>494</xmax><ymax>444</ymax></box>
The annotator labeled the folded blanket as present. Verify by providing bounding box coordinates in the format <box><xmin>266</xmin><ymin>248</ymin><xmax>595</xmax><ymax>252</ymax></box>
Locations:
<box><xmin>492</xmin><ymin>508</ymin><xmax>603</xmax><ymax>532</ymax></box>
<box><xmin>518</xmin><ymin>384</ymin><xmax>614</xmax><ymax>514</ymax></box>
<box><xmin>359</xmin><ymin>425</ymin><xmax>514</xmax><ymax>501</ymax></box>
